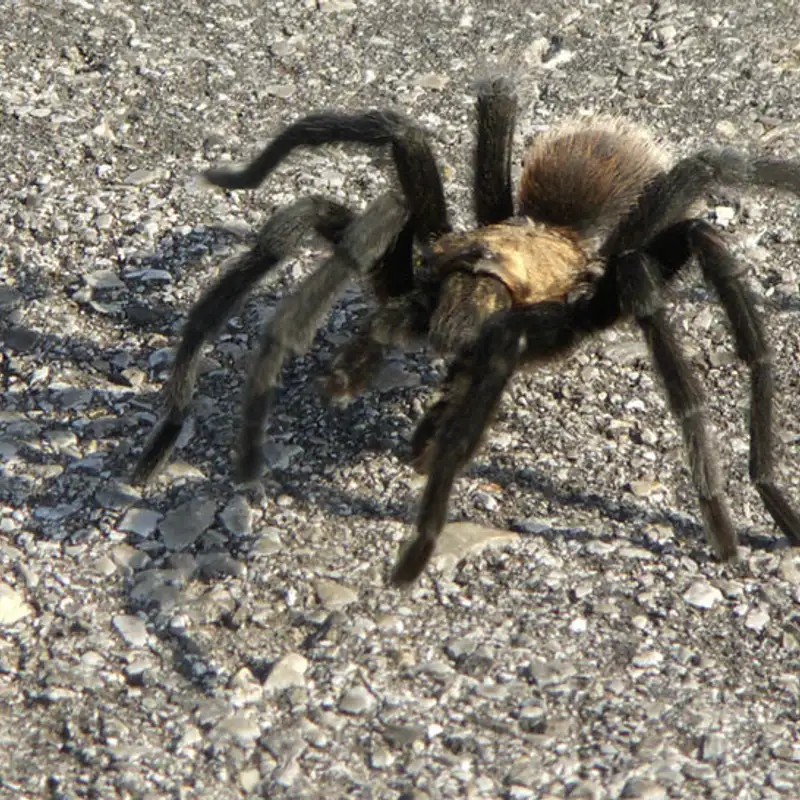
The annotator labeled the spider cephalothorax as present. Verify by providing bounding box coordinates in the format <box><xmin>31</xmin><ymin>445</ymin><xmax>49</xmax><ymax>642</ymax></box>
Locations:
<box><xmin>133</xmin><ymin>78</ymin><xmax>800</xmax><ymax>584</ymax></box>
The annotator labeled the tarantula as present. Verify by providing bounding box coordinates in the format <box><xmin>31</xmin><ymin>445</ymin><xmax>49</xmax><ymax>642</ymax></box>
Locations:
<box><xmin>133</xmin><ymin>78</ymin><xmax>800</xmax><ymax>584</ymax></box>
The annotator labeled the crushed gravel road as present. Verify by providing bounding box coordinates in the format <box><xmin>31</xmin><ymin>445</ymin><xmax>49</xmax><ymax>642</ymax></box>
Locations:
<box><xmin>2</xmin><ymin>1</ymin><xmax>800</xmax><ymax>798</ymax></box>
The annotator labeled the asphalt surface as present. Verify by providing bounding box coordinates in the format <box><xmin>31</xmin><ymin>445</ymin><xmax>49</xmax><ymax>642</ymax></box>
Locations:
<box><xmin>2</xmin><ymin>1</ymin><xmax>800</xmax><ymax>798</ymax></box>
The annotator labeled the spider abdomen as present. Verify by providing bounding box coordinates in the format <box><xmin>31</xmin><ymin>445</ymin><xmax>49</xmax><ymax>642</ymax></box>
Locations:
<box><xmin>520</xmin><ymin>116</ymin><xmax>670</xmax><ymax>246</ymax></box>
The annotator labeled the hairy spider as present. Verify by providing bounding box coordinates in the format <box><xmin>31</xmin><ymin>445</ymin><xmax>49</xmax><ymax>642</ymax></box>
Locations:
<box><xmin>133</xmin><ymin>78</ymin><xmax>800</xmax><ymax>584</ymax></box>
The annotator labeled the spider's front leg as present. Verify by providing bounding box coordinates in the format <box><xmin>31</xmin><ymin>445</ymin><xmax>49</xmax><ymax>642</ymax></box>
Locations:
<box><xmin>323</xmin><ymin>294</ymin><xmax>433</xmax><ymax>402</ymax></box>
<box><xmin>392</xmin><ymin>320</ymin><xmax>523</xmax><ymax>585</ymax></box>
<box><xmin>392</xmin><ymin>301</ymin><xmax>584</xmax><ymax>584</ymax></box>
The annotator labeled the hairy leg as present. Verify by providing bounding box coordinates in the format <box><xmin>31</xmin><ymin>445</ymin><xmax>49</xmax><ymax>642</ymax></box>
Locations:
<box><xmin>614</xmin><ymin>249</ymin><xmax>738</xmax><ymax>559</ymax></box>
<box><xmin>428</xmin><ymin>272</ymin><xmax>514</xmax><ymax>353</ymax></box>
<box><xmin>473</xmin><ymin>77</ymin><xmax>518</xmax><ymax>225</ymax></box>
<box><xmin>393</xmin><ymin>318</ymin><xmax>522</xmax><ymax>585</ymax></box>
<box><xmin>236</xmin><ymin>193</ymin><xmax>410</xmax><ymax>482</ymax></box>
<box><xmin>395</xmin><ymin>300</ymin><xmax>586</xmax><ymax>585</ymax></box>
<box><xmin>204</xmin><ymin>110</ymin><xmax>451</xmax><ymax>242</ymax></box>
<box><xmin>601</xmin><ymin>151</ymin><xmax>800</xmax><ymax>257</ymax></box>
<box><xmin>132</xmin><ymin>196</ymin><xmax>354</xmax><ymax>484</ymax></box>
<box><xmin>687</xmin><ymin>221</ymin><xmax>800</xmax><ymax>546</ymax></box>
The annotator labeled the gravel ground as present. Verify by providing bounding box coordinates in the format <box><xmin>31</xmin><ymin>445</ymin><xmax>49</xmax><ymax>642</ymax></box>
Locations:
<box><xmin>2</xmin><ymin>1</ymin><xmax>800</xmax><ymax>798</ymax></box>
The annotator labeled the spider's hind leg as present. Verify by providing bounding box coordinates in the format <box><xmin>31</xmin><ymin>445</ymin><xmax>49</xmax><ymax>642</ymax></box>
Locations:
<box><xmin>687</xmin><ymin>220</ymin><xmax>800</xmax><ymax>547</ymax></box>
<box><xmin>609</xmin><ymin>245</ymin><xmax>739</xmax><ymax>560</ymax></box>
<box><xmin>132</xmin><ymin>196</ymin><xmax>355</xmax><ymax>484</ymax></box>
<box><xmin>236</xmin><ymin>193</ymin><xmax>410</xmax><ymax>483</ymax></box>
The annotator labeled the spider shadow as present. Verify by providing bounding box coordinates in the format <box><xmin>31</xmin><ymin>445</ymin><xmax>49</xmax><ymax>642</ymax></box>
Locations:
<box><xmin>0</xmin><ymin>224</ymin><xmax>274</xmax><ymax>539</ymax></box>
<box><xmin>137</xmin><ymin>314</ymin><xmax>792</xmax><ymax>564</ymax></box>
<box><xmin>262</xmin><ymin>432</ymin><xmax>787</xmax><ymax>569</ymax></box>
<box><xmin>1</xmin><ymin>224</ymin><xmax>247</xmax><ymax>373</ymax></box>
<box><xmin>670</xmin><ymin>261</ymin><xmax>800</xmax><ymax>315</ymax></box>
<box><xmin>470</xmin><ymin>460</ymin><xmax>789</xmax><ymax>556</ymax></box>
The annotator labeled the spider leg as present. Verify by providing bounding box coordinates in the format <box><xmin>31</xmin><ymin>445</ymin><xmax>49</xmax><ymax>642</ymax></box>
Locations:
<box><xmin>474</xmin><ymin>77</ymin><xmax>518</xmax><ymax>225</ymax></box>
<box><xmin>393</xmin><ymin>320</ymin><xmax>521</xmax><ymax>585</ymax></box>
<box><xmin>324</xmin><ymin>294</ymin><xmax>432</xmax><ymax>401</ymax></box>
<box><xmin>394</xmin><ymin>303</ymin><xmax>586</xmax><ymax>585</ymax></box>
<box><xmin>602</xmin><ymin>151</ymin><xmax>800</xmax><ymax>257</ymax></box>
<box><xmin>236</xmin><ymin>193</ymin><xmax>410</xmax><ymax>483</ymax></box>
<box><xmin>687</xmin><ymin>221</ymin><xmax>800</xmax><ymax>546</ymax></box>
<box><xmin>204</xmin><ymin>110</ymin><xmax>450</xmax><ymax>242</ymax></box>
<box><xmin>132</xmin><ymin>196</ymin><xmax>355</xmax><ymax>484</ymax></box>
<box><xmin>394</xmin><ymin>229</ymin><xmax>746</xmax><ymax>583</ymax></box>
<box><xmin>614</xmin><ymin>249</ymin><xmax>738</xmax><ymax>560</ymax></box>
<box><xmin>367</xmin><ymin>220</ymin><xmax>416</xmax><ymax>301</ymax></box>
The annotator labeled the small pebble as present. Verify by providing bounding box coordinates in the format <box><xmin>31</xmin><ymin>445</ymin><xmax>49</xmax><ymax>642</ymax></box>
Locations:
<box><xmin>701</xmin><ymin>732</ymin><xmax>727</xmax><ymax>761</ymax></box>
<box><xmin>265</xmin><ymin>653</ymin><xmax>309</xmax><ymax>692</ymax></box>
<box><xmin>118</xmin><ymin>508</ymin><xmax>162</xmax><ymax>538</ymax></box>
<box><xmin>683</xmin><ymin>582</ymin><xmax>723</xmax><ymax>609</ymax></box>
<box><xmin>632</xmin><ymin>649</ymin><xmax>663</xmax><ymax>668</ymax></box>
<box><xmin>744</xmin><ymin>606</ymin><xmax>769</xmax><ymax>632</ymax></box>
<box><xmin>0</xmin><ymin>584</ymin><xmax>33</xmax><ymax>625</ymax></box>
<box><xmin>159</xmin><ymin>499</ymin><xmax>217</xmax><ymax>550</ymax></box>
<box><xmin>112</xmin><ymin>614</ymin><xmax>149</xmax><ymax>648</ymax></box>
<box><xmin>314</xmin><ymin>578</ymin><xmax>358</xmax><ymax>610</ymax></box>
<box><xmin>219</xmin><ymin>495</ymin><xmax>252</xmax><ymax>537</ymax></box>
<box><xmin>339</xmin><ymin>686</ymin><xmax>376</xmax><ymax>716</ymax></box>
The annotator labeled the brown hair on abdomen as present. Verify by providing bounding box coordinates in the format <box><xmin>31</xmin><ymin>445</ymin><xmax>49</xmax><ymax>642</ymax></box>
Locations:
<box><xmin>519</xmin><ymin>116</ymin><xmax>670</xmax><ymax>246</ymax></box>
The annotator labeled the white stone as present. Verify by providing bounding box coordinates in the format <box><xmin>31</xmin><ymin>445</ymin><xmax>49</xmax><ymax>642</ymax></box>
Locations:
<box><xmin>683</xmin><ymin>581</ymin><xmax>723</xmax><ymax>609</ymax></box>
<box><xmin>429</xmin><ymin>522</ymin><xmax>520</xmax><ymax>575</ymax></box>
<box><xmin>0</xmin><ymin>584</ymin><xmax>33</xmax><ymax>625</ymax></box>
<box><xmin>265</xmin><ymin>653</ymin><xmax>309</xmax><ymax>691</ymax></box>
<box><xmin>744</xmin><ymin>606</ymin><xmax>770</xmax><ymax>632</ymax></box>
<box><xmin>339</xmin><ymin>686</ymin><xmax>376</xmax><ymax>715</ymax></box>
<box><xmin>112</xmin><ymin>614</ymin><xmax>149</xmax><ymax>647</ymax></box>
<box><xmin>314</xmin><ymin>578</ymin><xmax>358</xmax><ymax>609</ymax></box>
<box><xmin>569</xmin><ymin>617</ymin><xmax>587</xmax><ymax>634</ymax></box>
<box><xmin>118</xmin><ymin>508</ymin><xmax>162</xmax><ymax>537</ymax></box>
<box><xmin>219</xmin><ymin>495</ymin><xmax>252</xmax><ymax>537</ymax></box>
<box><xmin>632</xmin><ymin>649</ymin><xmax>664</xmax><ymax>668</ymax></box>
